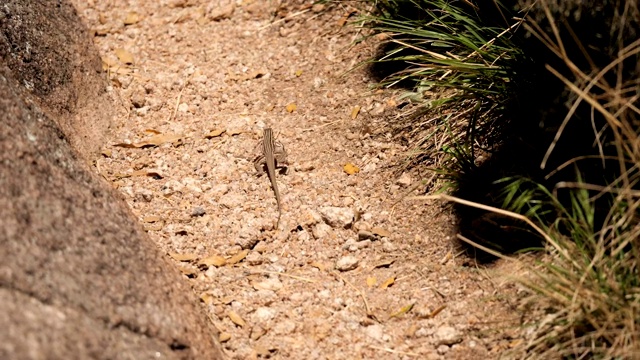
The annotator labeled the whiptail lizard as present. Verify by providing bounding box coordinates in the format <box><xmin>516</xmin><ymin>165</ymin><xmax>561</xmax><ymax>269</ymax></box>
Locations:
<box><xmin>254</xmin><ymin>128</ymin><xmax>288</xmax><ymax>229</ymax></box>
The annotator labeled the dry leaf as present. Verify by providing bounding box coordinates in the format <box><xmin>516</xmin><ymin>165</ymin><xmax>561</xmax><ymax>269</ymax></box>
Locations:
<box><xmin>373</xmin><ymin>259</ymin><xmax>395</xmax><ymax>268</ymax></box>
<box><xmin>124</xmin><ymin>11</ymin><xmax>139</xmax><ymax>25</ymax></box>
<box><xmin>350</xmin><ymin>105</ymin><xmax>361</xmax><ymax>119</ymax></box>
<box><xmin>169</xmin><ymin>252</ymin><xmax>199</xmax><ymax>262</ymax></box>
<box><xmin>371</xmin><ymin>227</ymin><xmax>392</xmax><ymax>238</ymax></box>
<box><xmin>144</xmin><ymin>129</ymin><xmax>162</xmax><ymax>134</ymax></box>
<box><xmin>228</xmin><ymin>311</ymin><xmax>246</xmax><ymax>327</ymax></box>
<box><xmin>343</xmin><ymin>163</ymin><xmax>360</xmax><ymax>175</ymax></box>
<box><xmin>196</xmin><ymin>7</ymin><xmax>207</xmax><ymax>25</ymax></box>
<box><xmin>366</xmin><ymin>277</ymin><xmax>377</xmax><ymax>287</ymax></box>
<box><xmin>309</xmin><ymin>261</ymin><xmax>326</xmax><ymax>271</ymax></box>
<box><xmin>430</xmin><ymin>305</ymin><xmax>446</xmax><ymax>318</ymax></box>
<box><xmin>285</xmin><ymin>103</ymin><xmax>297</xmax><ymax>113</ymax></box>
<box><xmin>380</xmin><ymin>276</ymin><xmax>395</xmax><ymax>289</ymax></box>
<box><xmin>204</xmin><ymin>129</ymin><xmax>225</xmax><ymax>139</ymax></box>
<box><xmin>114</xmin><ymin>48</ymin><xmax>134</xmax><ymax>64</ymax></box>
<box><xmin>219</xmin><ymin>332</ymin><xmax>232</xmax><ymax>342</ymax></box>
<box><xmin>199</xmin><ymin>255</ymin><xmax>226</xmax><ymax>268</ymax></box>
<box><xmin>227</xmin><ymin>249</ymin><xmax>249</xmax><ymax>265</ymax></box>
<box><xmin>142</xmin><ymin>215</ymin><xmax>161</xmax><ymax>223</ymax></box>
<box><xmin>390</xmin><ymin>303</ymin><xmax>414</xmax><ymax>318</ymax></box>
<box><xmin>113</xmin><ymin>133</ymin><xmax>183</xmax><ymax>148</ymax></box>
<box><xmin>101</xmin><ymin>57</ymin><xmax>118</xmax><ymax>68</ymax></box>
<box><xmin>200</xmin><ymin>292</ymin><xmax>215</xmax><ymax>305</ymax></box>
<box><xmin>220</xmin><ymin>296</ymin><xmax>235</xmax><ymax>305</ymax></box>
<box><xmin>101</xmin><ymin>149</ymin><xmax>112</xmax><ymax>157</ymax></box>
<box><xmin>509</xmin><ymin>339</ymin><xmax>524</xmax><ymax>348</ymax></box>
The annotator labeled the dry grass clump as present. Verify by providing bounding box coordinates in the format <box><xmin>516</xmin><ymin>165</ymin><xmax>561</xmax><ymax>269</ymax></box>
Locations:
<box><xmin>512</xmin><ymin>0</ymin><xmax>640</xmax><ymax>357</ymax></box>
<box><xmin>361</xmin><ymin>0</ymin><xmax>640</xmax><ymax>357</ymax></box>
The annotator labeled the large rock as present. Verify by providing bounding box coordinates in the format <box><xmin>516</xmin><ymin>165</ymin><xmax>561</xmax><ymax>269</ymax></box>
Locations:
<box><xmin>0</xmin><ymin>1</ymin><xmax>223</xmax><ymax>359</ymax></box>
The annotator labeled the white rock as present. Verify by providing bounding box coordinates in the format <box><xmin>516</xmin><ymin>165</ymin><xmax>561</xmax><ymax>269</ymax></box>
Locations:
<box><xmin>319</xmin><ymin>206</ymin><xmax>355</xmax><ymax>228</ymax></box>
<box><xmin>415</xmin><ymin>327</ymin><xmax>431</xmax><ymax>338</ymax></box>
<box><xmin>312</xmin><ymin>223</ymin><xmax>333</xmax><ymax>239</ymax></box>
<box><xmin>219</xmin><ymin>194</ymin><xmax>242</xmax><ymax>208</ymax></box>
<box><xmin>335</xmin><ymin>256</ymin><xmax>359</xmax><ymax>271</ymax></box>
<box><xmin>252</xmin><ymin>306</ymin><xmax>277</xmax><ymax>323</ymax></box>
<box><xmin>135</xmin><ymin>106</ymin><xmax>149</xmax><ymax>116</ymax></box>
<box><xmin>381</xmin><ymin>239</ymin><xmax>397</xmax><ymax>252</ymax></box>
<box><xmin>297</xmin><ymin>229</ymin><xmax>312</xmax><ymax>242</ymax></box>
<box><xmin>356</xmin><ymin>240</ymin><xmax>372</xmax><ymax>249</ymax></box>
<box><xmin>245</xmin><ymin>251</ymin><xmax>262</xmax><ymax>265</ymax></box>
<box><xmin>341</xmin><ymin>239</ymin><xmax>357</xmax><ymax>250</ymax></box>
<box><xmin>364</xmin><ymin>324</ymin><xmax>384</xmax><ymax>342</ymax></box>
<box><xmin>211</xmin><ymin>183</ymin><xmax>230</xmax><ymax>196</ymax></box>
<box><xmin>437</xmin><ymin>345</ymin><xmax>450</xmax><ymax>354</ymax></box>
<box><xmin>178</xmin><ymin>102</ymin><xmax>189</xmax><ymax>112</ymax></box>
<box><xmin>434</xmin><ymin>326</ymin><xmax>462</xmax><ymax>346</ymax></box>
<box><xmin>134</xmin><ymin>187</ymin><xmax>154</xmax><ymax>202</ymax></box>
<box><xmin>252</xmin><ymin>276</ymin><xmax>283</xmax><ymax>291</ymax></box>
<box><xmin>289</xmin><ymin>292</ymin><xmax>307</xmax><ymax>302</ymax></box>
<box><xmin>362</xmin><ymin>163</ymin><xmax>377</xmax><ymax>173</ymax></box>
<box><xmin>396</xmin><ymin>172</ymin><xmax>412</xmax><ymax>187</ymax></box>
<box><xmin>273</xmin><ymin>319</ymin><xmax>296</xmax><ymax>335</ymax></box>
<box><xmin>162</xmin><ymin>179</ymin><xmax>183</xmax><ymax>194</ymax></box>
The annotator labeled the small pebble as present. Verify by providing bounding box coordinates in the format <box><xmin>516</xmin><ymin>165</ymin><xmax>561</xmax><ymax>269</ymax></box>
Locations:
<box><xmin>245</xmin><ymin>251</ymin><xmax>263</xmax><ymax>265</ymax></box>
<box><xmin>252</xmin><ymin>307</ymin><xmax>277</xmax><ymax>323</ymax></box>
<box><xmin>312</xmin><ymin>223</ymin><xmax>333</xmax><ymax>240</ymax></box>
<box><xmin>319</xmin><ymin>206</ymin><xmax>355</xmax><ymax>228</ymax></box>
<box><xmin>364</xmin><ymin>324</ymin><xmax>384</xmax><ymax>342</ymax></box>
<box><xmin>437</xmin><ymin>345</ymin><xmax>450</xmax><ymax>355</ymax></box>
<box><xmin>191</xmin><ymin>206</ymin><xmax>206</xmax><ymax>217</ymax></box>
<box><xmin>335</xmin><ymin>256</ymin><xmax>359</xmax><ymax>271</ymax></box>
<box><xmin>434</xmin><ymin>325</ymin><xmax>462</xmax><ymax>346</ymax></box>
<box><xmin>396</xmin><ymin>172</ymin><xmax>412</xmax><ymax>187</ymax></box>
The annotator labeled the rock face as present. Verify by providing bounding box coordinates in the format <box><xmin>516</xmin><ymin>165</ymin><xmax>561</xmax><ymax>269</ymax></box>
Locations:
<box><xmin>0</xmin><ymin>1</ymin><xmax>223</xmax><ymax>359</ymax></box>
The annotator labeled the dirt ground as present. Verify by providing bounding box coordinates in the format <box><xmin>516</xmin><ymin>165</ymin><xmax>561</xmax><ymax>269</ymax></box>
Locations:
<box><xmin>72</xmin><ymin>1</ymin><xmax>527</xmax><ymax>358</ymax></box>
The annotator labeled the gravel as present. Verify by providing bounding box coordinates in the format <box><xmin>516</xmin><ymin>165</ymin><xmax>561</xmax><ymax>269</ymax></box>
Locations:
<box><xmin>73</xmin><ymin>0</ymin><xmax>526</xmax><ymax>358</ymax></box>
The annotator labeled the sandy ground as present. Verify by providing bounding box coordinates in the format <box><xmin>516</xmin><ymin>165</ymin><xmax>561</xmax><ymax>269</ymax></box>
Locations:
<box><xmin>72</xmin><ymin>1</ymin><xmax>526</xmax><ymax>358</ymax></box>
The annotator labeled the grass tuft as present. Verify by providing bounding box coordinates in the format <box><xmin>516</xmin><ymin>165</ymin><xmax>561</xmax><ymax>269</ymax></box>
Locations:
<box><xmin>357</xmin><ymin>0</ymin><xmax>527</xmax><ymax>181</ymax></box>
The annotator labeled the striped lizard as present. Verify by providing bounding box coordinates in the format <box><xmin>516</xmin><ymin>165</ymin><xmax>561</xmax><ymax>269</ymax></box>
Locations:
<box><xmin>254</xmin><ymin>128</ymin><xmax>288</xmax><ymax>229</ymax></box>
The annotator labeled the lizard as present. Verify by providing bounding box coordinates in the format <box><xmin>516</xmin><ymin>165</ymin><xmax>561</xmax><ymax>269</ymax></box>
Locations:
<box><xmin>254</xmin><ymin>128</ymin><xmax>288</xmax><ymax>229</ymax></box>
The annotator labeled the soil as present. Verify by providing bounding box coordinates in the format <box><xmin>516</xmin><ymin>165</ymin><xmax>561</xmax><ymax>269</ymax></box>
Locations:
<box><xmin>71</xmin><ymin>0</ymin><xmax>526</xmax><ymax>358</ymax></box>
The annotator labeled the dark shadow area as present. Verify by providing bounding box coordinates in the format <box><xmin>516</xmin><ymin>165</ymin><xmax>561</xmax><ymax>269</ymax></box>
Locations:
<box><xmin>451</xmin><ymin>1</ymin><xmax>640</xmax><ymax>262</ymax></box>
<box><xmin>365</xmin><ymin>0</ymin><xmax>639</xmax><ymax>263</ymax></box>
<box><xmin>368</xmin><ymin>41</ymin><xmax>423</xmax><ymax>89</ymax></box>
